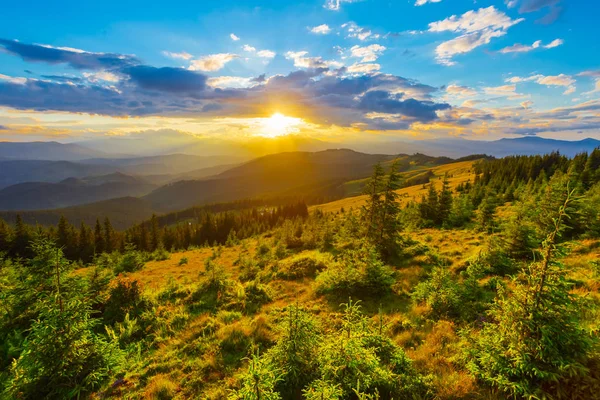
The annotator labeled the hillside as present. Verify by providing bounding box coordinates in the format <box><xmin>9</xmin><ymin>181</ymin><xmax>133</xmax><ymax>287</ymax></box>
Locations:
<box><xmin>0</xmin><ymin>197</ymin><xmax>156</xmax><ymax>229</ymax></box>
<box><xmin>144</xmin><ymin>149</ymin><xmax>398</xmax><ymax>211</ymax></box>
<box><xmin>0</xmin><ymin>174</ymin><xmax>156</xmax><ymax>210</ymax></box>
<box><xmin>311</xmin><ymin>159</ymin><xmax>478</xmax><ymax>213</ymax></box>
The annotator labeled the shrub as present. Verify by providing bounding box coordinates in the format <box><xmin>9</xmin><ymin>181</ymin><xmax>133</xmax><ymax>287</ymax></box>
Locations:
<box><xmin>114</xmin><ymin>245</ymin><xmax>145</xmax><ymax>274</ymax></box>
<box><xmin>151</xmin><ymin>247</ymin><xmax>171</xmax><ymax>261</ymax></box>
<box><xmin>4</xmin><ymin>299</ymin><xmax>122</xmax><ymax>400</ymax></box>
<box><xmin>276</xmin><ymin>251</ymin><xmax>333</xmax><ymax>280</ymax></box>
<box><xmin>412</xmin><ymin>267</ymin><xmax>462</xmax><ymax>320</ymax></box>
<box><xmin>104</xmin><ymin>277</ymin><xmax>150</xmax><ymax>325</ymax></box>
<box><xmin>244</xmin><ymin>280</ymin><xmax>272</xmax><ymax>313</ymax></box>
<box><xmin>145</xmin><ymin>374</ymin><xmax>177</xmax><ymax>400</ymax></box>
<box><xmin>178</xmin><ymin>257</ymin><xmax>189</xmax><ymax>266</ymax></box>
<box><xmin>315</xmin><ymin>244</ymin><xmax>394</xmax><ymax>297</ymax></box>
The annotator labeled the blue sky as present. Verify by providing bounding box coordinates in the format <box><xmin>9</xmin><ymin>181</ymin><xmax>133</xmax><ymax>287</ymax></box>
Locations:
<box><xmin>0</xmin><ymin>0</ymin><xmax>599</xmax><ymax>143</ymax></box>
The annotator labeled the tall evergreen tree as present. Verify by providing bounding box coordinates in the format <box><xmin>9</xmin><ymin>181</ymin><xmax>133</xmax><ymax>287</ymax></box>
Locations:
<box><xmin>103</xmin><ymin>217</ymin><xmax>114</xmax><ymax>253</ymax></box>
<box><xmin>362</xmin><ymin>163</ymin><xmax>386</xmax><ymax>238</ymax></box>
<box><xmin>94</xmin><ymin>218</ymin><xmax>104</xmax><ymax>255</ymax></box>
<box><xmin>437</xmin><ymin>174</ymin><xmax>453</xmax><ymax>225</ymax></box>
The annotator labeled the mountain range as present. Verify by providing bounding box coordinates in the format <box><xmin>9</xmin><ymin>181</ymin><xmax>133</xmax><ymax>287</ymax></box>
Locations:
<box><xmin>0</xmin><ymin>136</ymin><xmax>598</xmax><ymax>228</ymax></box>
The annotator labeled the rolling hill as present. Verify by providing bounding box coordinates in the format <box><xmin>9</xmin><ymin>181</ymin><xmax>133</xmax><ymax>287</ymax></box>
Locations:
<box><xmin>310</xmin><ymin>159</ymin><xmax>478</xmax><ymax>214</ymax></box>
<box><xmin>0</xmin><ymin>173</ymin><xmax>157</xmax><ymax>210</ymax></box>
<box><xmin>143</xmin><ymin>149</ymin><xmax>399</xmax><ymax>211</ymax></box>
<box><xmin>0</xmin><ymin>141</ymin><xmax>108</xmax><ymax>160</ymax></box>
<box><xmin>0</xmin><ymin>197</ymin><xmax>156</xmax><ymax>230</ymax></box>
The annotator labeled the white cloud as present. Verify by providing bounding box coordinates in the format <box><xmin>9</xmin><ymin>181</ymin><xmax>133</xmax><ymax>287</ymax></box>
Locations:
<box><xmin>230</xmin><ymin>33</ymin><xmax>240</xmax><ymax>41</ymax></box>
<box><xmin>257</xmin><ymin>50</ymin><xmax>276</xmax><ymax>59</ymax></box>
<box><xmin>499</xmin><ymin>40</ymin><xmax>541</xmax><ymax>54</ymax></box>
<box><xmin>436</xmin><ymin>29</ymin><xmax>506</xmax><ymax>66</ymax></box>
<box><xmin>310</xmin><ymin>24</ymin><xmax>332</xmax><ymax>34</ymax></box>
<box><xmin>208</xmin><ymin>76</ymin><xmax>257</xmax><ymax>89</ymax></box>
<box><xmin>521</xmin><ymin>100</ymin><xmax>534</xmax><ymax>108</ymax></box>
<box><xmin>83</xmin><ymin>71</ymin><xmax>120</xmax><ymax>83</ymax></box>
<box><xmin>285</xmin><ymin>51</ymin><xmax>342</xmax><ymax>69</ymax></box>
<box><xmin>324</xmin><ymin>0</ymin><xmax>361</xmax><ymax>11</ymax></box>
<box><xmin>484</xmin><ymin>84</ymin><xmax>518</xmax><ymax>96</ymax></box>
<box><xmin>243</xmin><ymin>45</ymin><xmax>257</xmax><ymax>52</ymax></box>
<box><xmin>342</xmin><ymin>22</ymin><xmax>379</xmax><ymax>41</ymax></box>
<box><xmin>188</xmin><ymin>53</ymin><xmax>239</xmax><ymax>71</ymax></box>
<box><xmin>499</xmin><ymin>38</ymin><xmax>563</xmax><ymax>54</ymax></box>
<box><xmin>346</xmin><ymin>63</ymin><xmax>381</xmax><ymax>74</ymax></box>
<box><xmin>429</xmin><ymin>6</ymin><xmax>523</xmax><ymax>34</ymax></box>
<box><xmin>536</xmin><ymin>74</ymin><xmax>575</xmax><ymax>87</ymax></box>
<box><xmin>350</xmin><ymin>44</ymin><xmax>386</xmax><ymax>62</ymax></box>
<box><xmin>506</xmin><ymin>73</ymin><xmax>576</xmax><ymax>95</ymax></box>
<box><xmin>446</xmin><ymin>84</ymin><xmax>477</xmax><ymax>97</ymax></box>
<box><xmin>544</xmin><ymin>38</ymin><xmax>564</xmax><ymax>49</ymax></box>
<box><xmin>415</xmin><ymin>0</ymin><xmax>442</xmax><ymax>6</ymax></box>
<box><xmin>162</xmin><ymin>51</ymin><xmax>193</xmax><ymax>60</ymax></box>
<box><xmin>429</xmin><ymin>6</ymin><xmax>524</xmax><ymax>65</ymax></box>
<box><xmin>0</xmin><ymin>73</ymin><xmax>27</xmax><ymax>85</ymax></box>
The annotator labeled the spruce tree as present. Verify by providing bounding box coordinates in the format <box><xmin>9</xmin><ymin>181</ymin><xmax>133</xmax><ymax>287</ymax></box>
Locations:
<box><xmin>437</xmin><ymin>174</ymin><xmax>453</xmax><ymax>225</ymax></box>
<box><xmin>362</xmin><ymin>163</ymin><xmax>386</xmax><ymax>238</ymax></box>
<box><xmin>466</xmin><ymin>188</ymin><xmax>596</xmax><ymax>398</ymax></box>
<box><xmin>94</xmin><ymin>218</ymin><xmax>104</xmax><ymax>255</ymax></box>
<box><xmin>103</xmin><ymin>217</ymin><xmax>114</xmax><ymax>253</ymax></box>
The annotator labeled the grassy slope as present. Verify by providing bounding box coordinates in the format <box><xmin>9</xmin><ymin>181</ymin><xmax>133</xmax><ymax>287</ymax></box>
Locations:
<box><xmin>311</xmin><ymin>160</ymin><xmax>477</xmax><ymax>214</ymax></box>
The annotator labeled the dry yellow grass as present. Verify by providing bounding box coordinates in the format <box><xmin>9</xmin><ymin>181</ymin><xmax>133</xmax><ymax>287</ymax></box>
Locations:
<box><xmin>310</xmin><ymin>160</ymin><xmax>478</xmax><ymax>214</ymax></box>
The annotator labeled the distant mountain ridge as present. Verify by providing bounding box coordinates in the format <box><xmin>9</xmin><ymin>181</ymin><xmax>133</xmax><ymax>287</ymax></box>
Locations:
<box><xmin>0</xmin><ymin>141</ymin><xmax>108</xmax><ymax>160</ymax></box>
<box><xmin>0</xmin><ymin>173</ymin><xmax>156</xmax><ymax>210</ymax></box>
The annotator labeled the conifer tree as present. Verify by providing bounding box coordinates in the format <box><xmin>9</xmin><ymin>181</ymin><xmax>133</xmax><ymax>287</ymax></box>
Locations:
<box><xmin>93</xmin><ymin>218</ymin><xmax>104</xmax><ymax>255</ymax></box>
<box><xmin>103</xmin><ymin>217</ymin><xmax>114</xmax><ymax>253</ymax></box>
<box><xmin>362</xmin><ymin>163</ymin><xmax>385</xmax><ymax>238</ymax></box>
<box><xmin>437</xmin><ymin>174</ymin><xmax>453</xmax><ymax>225</ymax></box>
<box><xmin>376</xmin><ymin>161</ymin><xmax>402</xmax><ymax>257</ymax></box>
<box><xmin>11</xmin><ymin>214</ymin><xmax>30</xmax><ymax>258</ymax></box>
<box><xmin>466</xmin><ymin>188</ymin><xmax>596</xmax><ymax>398</ymax></box>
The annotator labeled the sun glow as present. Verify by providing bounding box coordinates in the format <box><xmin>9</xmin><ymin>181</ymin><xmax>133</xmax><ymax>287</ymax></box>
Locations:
<box><xmin>259</xmin><ymin>112</ymin><xmax>303</xmax><ymax>137</ymax></box>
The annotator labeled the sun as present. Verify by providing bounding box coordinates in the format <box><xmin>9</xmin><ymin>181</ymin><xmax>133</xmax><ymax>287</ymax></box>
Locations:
<box><xmin>260</xmin><ymin>112</ymin><xmax>303</xmax><ymax>137</ymax></box>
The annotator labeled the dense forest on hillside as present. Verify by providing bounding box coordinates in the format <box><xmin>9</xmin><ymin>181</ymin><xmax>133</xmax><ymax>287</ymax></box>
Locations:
<box><xmin>1</xmin><ymin>149</ymin><xmax>600</xmax><ymax>399</ymax></box>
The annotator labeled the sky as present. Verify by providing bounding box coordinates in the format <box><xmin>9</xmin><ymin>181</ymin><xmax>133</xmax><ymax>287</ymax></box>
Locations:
<box><xmin>0</xmin><ymin>0</ymin><xmax>599</xmax><ymax>146</ymax></box>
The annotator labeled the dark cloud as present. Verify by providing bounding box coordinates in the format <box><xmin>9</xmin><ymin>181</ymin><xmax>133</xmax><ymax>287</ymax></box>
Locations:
<box><xmin>357</xmin><ymin>90</ymin><xmax>450</xmax><ymax>121</ymax></box>
<box><xmin>251</xmin><ymin>74</ymin><xmax>266</xmax><ymax>83</ymax></box>
<box><xmin>0</xmin><ymin>125</ymin><xmax>7</xmax><ymax>130</ymax></box>
<box><xmin>123</xmin><ymin>66</ymin><xmax>208</xmax><ymax>94</ymax></box>
<box><xmin>0</xmin><ymin>38</ymin><xmax>139</xmax><ymax>70</ymax></box>
<box><xmin>0</xmin><ymin>39</ymin><xmax>452</xmax><ymax>130</ymax></box>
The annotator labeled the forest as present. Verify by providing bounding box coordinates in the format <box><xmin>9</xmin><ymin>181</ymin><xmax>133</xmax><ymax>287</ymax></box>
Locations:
<box><xmin>1</xmin><ymin>149</ymin><xmax>599</xmax><ymax>399</ymax></box>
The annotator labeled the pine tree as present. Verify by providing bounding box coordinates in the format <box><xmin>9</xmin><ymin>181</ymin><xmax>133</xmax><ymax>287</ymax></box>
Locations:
<box><xmin>150</xmin><ymin>214</ymin><xmax>161</xmax><ymax>251</ymax></box>
<box><xmin>0</xmin><ymin>218</ymin><xmax>11</xmax><ymax>253</ymax></box>
<box><xmin>362</xmin><ymin>163</ymin><xmax>386</xmax><ymax>238</ymax></box>
<box><xmin>103</xmin><ymin>217</ymin><xmax>114</xmax><ymax>253</ymax></box>
<box><xmin>376</xmin><ymin>161</ymin><xmax>402</xmax><ymax>257</ymax></box>
<box><xmin>466</xmin><ymin>187</ymin><xmax>595</xmax><ymax>399</ymax></box>
<box><xmin>11</xmin><ymin>214</ymin><xmax>30</xmax><ymax>258</ymax></box>
<box><xmin>94</xmin><ymin>218</ymin><xmax>104</xmax><ymax>255</ymax></box>
<box><xmin>437</xmin><ymin>174</ymin><xmax>453</xmax><ymax>225</ymax></box>
<box><xmin>78</xmin><ymin>222</ymin><xmax>94</xmax><ymax>264</ymax></box>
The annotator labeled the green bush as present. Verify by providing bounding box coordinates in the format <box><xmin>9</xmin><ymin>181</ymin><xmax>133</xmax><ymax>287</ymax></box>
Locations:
<box><xmin>4</xmin><ymin>298</ymin><xmax>122</xmax><ymax>400</ymax></box>
<box><xmin>276</xmin><ymin>251</ymin><xmax>333</xmax><ymax>280</ymax></box>
<box><xmin>178</xmin><ymin>257</ymin><xmax>189</xmax><ymax>266</ymax></box>
<box><xmin>114</xmin><ymin>245</ymin><xmax>145</xmax><ymax>274</ymax></box>
<box><xmin>152</xmin><ymin>247</ymin><xmax>171</xmax><ymax>261</ymax></box>
<box><xmin>315</xmin><ymin>244</ymin><xmax>394</xmax><ymax>297</ymax></box>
